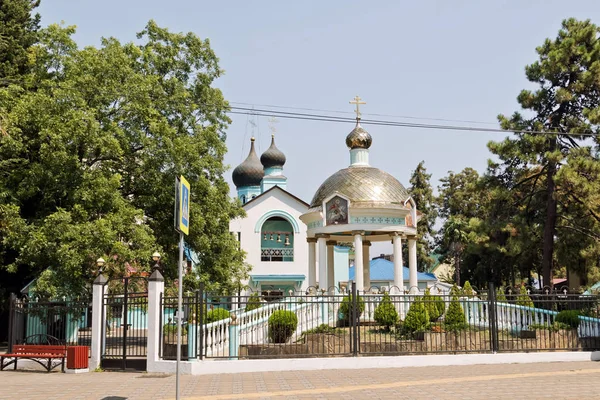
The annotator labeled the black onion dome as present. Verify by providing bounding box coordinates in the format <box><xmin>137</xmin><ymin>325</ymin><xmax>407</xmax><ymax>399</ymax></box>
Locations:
<box><xmin>345</xmin><ymin>122</ymin><xmax>372</xmax><ymax>149</ymax></box>
<box><xmin>260</xmin><ymin>135</ymin><xmax>286</xmax><ymax>169</ymax></box>
<box><xmin>232</xmin><ymin>138</ymin><xmax>264</xmax><ymax>187</ymax></box>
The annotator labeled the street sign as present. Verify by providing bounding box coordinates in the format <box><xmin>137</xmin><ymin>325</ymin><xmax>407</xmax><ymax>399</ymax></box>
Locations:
<box><xmin>177</xmin><ymin>176</ymin><xmax>190</xmax><ymax>235</ymax></box>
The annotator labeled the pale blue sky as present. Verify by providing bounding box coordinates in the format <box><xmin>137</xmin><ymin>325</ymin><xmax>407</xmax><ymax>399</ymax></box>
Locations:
<box><xmin>39</xmin><ymin>1</ymin><xmax>600</xmax><ymax>254</ymax></box>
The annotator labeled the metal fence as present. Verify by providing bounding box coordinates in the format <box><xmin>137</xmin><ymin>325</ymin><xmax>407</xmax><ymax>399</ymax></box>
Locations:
<box><xmin>7</xmin><ymin>294</ymin><xmax>92</xmax><ymax>355</ymax></box>
<box><xmin>158</xmin><ymin>283</ymin><xmax>600</xmax><ymax>360</ymax></box>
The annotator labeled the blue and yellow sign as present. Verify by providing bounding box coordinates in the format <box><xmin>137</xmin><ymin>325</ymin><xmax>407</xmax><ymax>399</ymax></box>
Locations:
<box><xmin>178</xmin><ymin>176</ymin><xmax>190</xmax><ymax>235</ymax></box>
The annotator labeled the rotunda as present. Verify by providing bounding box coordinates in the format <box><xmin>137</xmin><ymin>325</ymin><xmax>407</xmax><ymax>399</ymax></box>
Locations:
<box><xmin>300</xmin><ymin>97</ymin><xmax>420</xmax><ymax>293</ymax></box>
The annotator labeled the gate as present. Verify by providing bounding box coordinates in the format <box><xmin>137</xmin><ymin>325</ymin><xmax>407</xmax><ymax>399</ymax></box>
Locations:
<box><xmin>101</xmin><ymin>277</ymin><xmax>148</xmax><ymax>370</ymax></box>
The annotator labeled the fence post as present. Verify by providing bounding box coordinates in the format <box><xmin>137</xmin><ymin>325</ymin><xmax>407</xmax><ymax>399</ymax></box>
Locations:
<box><xmin>7</xmin><ymin>293</ymin><xmax>16</xmax><ymax>353</ymax></box>
<box><xmin>351</xmin><ymin>281</ymin><xmax>358</xmax><ymax>356</ymax></box>
<box><xmin>487</xmin><ymin>282</ymin><xmax>498</xmax><ymax>353</ymax></box>
<box><xmin>228</xmin><ymin>314</ymin><xmax>239</xmax><ymax>360</ymax></box>
<box><xmin>90</xmin><ymin>274</ymin><xmax>107</xmax><ymax>370</ymax></box>
<box><xmin>147</xmin><ymin>268</ymin><xmax>164</xmax><ymax>371</ymax></box>
<box><xmin>198</xmin><ymin>283</ymin><xmax>204</xmax><ymax>360</ymax></box>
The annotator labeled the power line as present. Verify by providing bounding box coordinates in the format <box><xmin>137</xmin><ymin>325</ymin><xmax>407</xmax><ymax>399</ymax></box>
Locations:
<box><xmin>227</xmin><ymin>108</ymin><xmax>599</xmax><ymax>138</ymax></box>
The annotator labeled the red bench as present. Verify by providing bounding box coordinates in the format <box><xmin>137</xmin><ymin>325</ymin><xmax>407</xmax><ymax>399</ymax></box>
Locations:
<box><xmin>1</xmin><ymin>344</ymin><xmax>67</xmax><ymax>373</ymax></box>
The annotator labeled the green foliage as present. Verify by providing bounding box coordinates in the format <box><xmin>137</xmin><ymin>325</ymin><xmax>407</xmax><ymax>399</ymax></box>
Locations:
<box><xmin>529</xmin><ymin>322</ymin><xmax>571</xmax><ymax>332</ymax></box>
<box><xmin>245</xmin><ymin>293</ymin><xmax>261</xmax><ymax>312</ymax></box>
<box><xmin>163</xmin><ymin>323</ymin><xmax>187</xmax><ymax>336</ymax></box>
<box><xmin>408</xmin><ymin>161</ymin><xmax>438</xmax><ymax>272</ymax></box>
<box><xmin>338</xmin><ymin>294</ymin><xmax>365</xmax><ymax>322</ymax></box>
<box><xmin>423</xmin><ymin>288</ymin><xmax>444</xmax><ymax>322</ymax></box>
<box><xmin>449</xmin><ymin>284</ymin><xmax>461</xmax><ymax>298</ymax></box>
<box><xmin>496</xmin><ymin>287</ymin><xmax>507</xmax><ymax>302</ymax></box>
<box><xmin>516</xmin><ymin>286</ymin><xmax>534</xmax><ymax>308</ymax></box>
<box><xmin>0</xmin><ymin>21</ymin><xmax>248</xmax><ymax>297</ymax></box>
<box><xmin>444</xmin><ymin>296</ymin><xmax>467</xmax><ymax>331</ymax></box>
<box><xmin>0</xmin><ymin>0</ymin><xmax>40</xmax><ymax>82</ymax></box>
<box><xmin>462</xmin><ymin>281</ymin><xmax>474</xmax><ymax>296</ymax></box>
<box><xmin>301</xmin><ymin>324</ymin><xmax>342</xmax><ymax>337</ymax></box>
<box><xmin>268</xmin><ymin>310</ymin><xmax>298</xmax><ymax>343</ymax></box>
<box><xmin>205</xmin><ymin>308</ymin><xmax>230</xmax><ymax>324</ymax></box>
<box><xmin>374</xmin><ymin>293</ymin><xmax>398</xmax><ymax>330</ymax></box>
<box><xmin>402</xmin><ymin>297</ymin><xmax>430</xmax><ymax>334</ymax></box>
<box><xmin>555</xmin><ymin>310</ymin><xmax>580</xmax><ymax>329</ymax></box>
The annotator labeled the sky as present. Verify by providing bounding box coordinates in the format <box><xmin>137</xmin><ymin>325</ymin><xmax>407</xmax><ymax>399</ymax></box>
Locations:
<box><xmin>38</xmin><ymin>0</ymin><xmax>600</xmax><ymax>256</ymax></box>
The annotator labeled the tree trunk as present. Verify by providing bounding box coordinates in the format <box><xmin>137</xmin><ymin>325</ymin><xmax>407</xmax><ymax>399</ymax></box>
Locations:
<box><xmin>541</xmin><ymin>158</ymin><xmax>557</xmax><ymax>290</ymax></box>
<box><xmin>455</xmin><ymin>255</ymin><xmax>461</xmax><ymax>286</ymax></box>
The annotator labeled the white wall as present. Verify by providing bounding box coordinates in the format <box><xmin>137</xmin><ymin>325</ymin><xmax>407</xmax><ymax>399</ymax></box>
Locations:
<box><xmin>229</xmin><ymin>189</ymin><xmax>309</xmax><ymax>292</ymax></box>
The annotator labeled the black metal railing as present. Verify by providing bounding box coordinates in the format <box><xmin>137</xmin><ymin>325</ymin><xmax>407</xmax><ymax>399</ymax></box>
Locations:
<box><xmin>156</xmin><ymin>283</ymin><xmax>600</xmax><ymax>360</ymax></box>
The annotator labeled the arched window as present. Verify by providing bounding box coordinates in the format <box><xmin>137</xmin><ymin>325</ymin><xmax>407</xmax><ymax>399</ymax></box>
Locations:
<box><xmin>260</xmin><ymin>216</ymin><xmax>294</xmax><ymax>262</ymax></box>
<box><xmin>240</xmin><ymin>195</ymin><xmax>246</xmax><ymax>204</ymax></box>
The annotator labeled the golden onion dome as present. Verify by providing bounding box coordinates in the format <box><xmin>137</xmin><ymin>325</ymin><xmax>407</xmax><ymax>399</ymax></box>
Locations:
<box><xmin>309</xmin><ymin>166</ymin><xmax>410</xmax><ymax>208</ymax></box>
<box><xmin>345</xmin><ymin>122</ymin><xmax>372</xmax><ymax>149</ymax></box>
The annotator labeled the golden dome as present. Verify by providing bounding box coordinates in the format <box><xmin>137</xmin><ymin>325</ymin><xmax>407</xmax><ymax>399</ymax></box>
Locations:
<box><xmin>309</xmin><ymin>166</ymin><xmax>410</xmax><ymax>208</ymax></box>
<box><xmin>345</xmin><ymin>122</ymin><xmax>372</xmax><ymax>149</ymax></box>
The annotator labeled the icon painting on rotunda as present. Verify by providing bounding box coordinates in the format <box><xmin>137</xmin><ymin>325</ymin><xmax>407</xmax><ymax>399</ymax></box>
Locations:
<box><xmin>326</xmin><ymin>195</ymin><xmax>348</xmax><ymax>225</ymax></box>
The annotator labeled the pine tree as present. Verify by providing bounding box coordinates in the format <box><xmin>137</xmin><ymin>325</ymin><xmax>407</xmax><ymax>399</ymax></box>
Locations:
<box><xmin>408</xmin><ymin>161</ymin><xmax>437</xmax><ymax>272</ymax></box>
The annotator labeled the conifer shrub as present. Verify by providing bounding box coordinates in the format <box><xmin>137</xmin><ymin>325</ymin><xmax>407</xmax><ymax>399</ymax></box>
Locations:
<box><xmin>402</xmin><ymin>297</ymin><xmax>430</xmax><ymax>335</ymax></box>
<box><xmin>268</xmin><ymin>310</ymin><xmax>298</xmax><ymax>343</ymax></box>
<box><xmin>516</xmin><ymin>286</ymin><xmax>534</xmax><ymax>308</ymax></box>
<box><xmin>462</xmin><ymin>281</ymin><xmax>474</xmax><ymax>296</ymax></box>
<box><xmin>338</xmin><ymin>294</ymin><xmax>365</xmax><ymax>323</ymax></box>
<box><xmin>450</xmin><ymin>284</ymin><xmax>461</xmax><ymax>298</ymax></box>
<box><xmin>555</xmin><ymin>310</ymin><xmax>580</xmax><ymax>329</ymax></box>
<box><xmin>444</xmin><ymin>295</ymin><xmax>467</xmax><ymax>332</ymax></box>
<box><xmin>246</xmin><ymin>293</ymin><xmax>262</xmax><ymax>312</ymax></box>
<box><xmin>423</xmin><ymin>288</ymin><xmax>444</xmax><ymax>322</ymax></box>
<box><xmin>205</xmin><ymin>308</ymin><xmax>230</xmax><ymax>324</ymax></box>
<box><xmin>496</xmin><ymin>287</ymin><xmax>507</xmax><ymax>302</ymax></box>
<box><xmin>374</xmin><ymin>293</ymin><xmax>398</xmax><ymax>331</ymax></box>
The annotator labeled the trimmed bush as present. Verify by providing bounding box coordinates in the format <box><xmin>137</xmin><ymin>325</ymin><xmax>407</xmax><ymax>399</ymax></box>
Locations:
<box><xmin>205</xmin><ymin>308</ymin><xmax>230</xmax><ymax>324</ymax></box>
<box><xmin>338</xmin><ymin>294</ymin><xmax>365</xmax><ymax>322</ymax></box>
<box><xmin>462</xmin><ymin>281</ymin><xmax>474</xmax><ymax>296</ymax></box>
<box><xmin>246</xmin><ymin>293</ymin><xmax>262</xmax><ymax>312</ymax></box>
<box><xmin>516</xmin><ymin>286</ymin><xmax>534</xmax><ymax>308</ymax></box>
<box><xmin>268</xmin><ymin>310</ymin><xmax>298</xmax><ymax>343</ymax></box>
<box><xmin>556</xmin><ymin>310</ymin><xmax>580</xmax><ymax>329</ymax></box>
<box><xmin>444</xmin><ymin>295</ymin><xmax>467</xmax><ymax>331</ymax></box>
<box><xmin>496</xmin><ymin>287</ymin><xmax>507</xmax><ymax>302</ymax></box>
<box><xmin>423</xmin><ymin>288</ymin><xmax>444</xmax><ymax>322</ymax></box>
<box><xmin>374</xmin><ymin>293</ymin><xmax>398</xmax><ymax>331</ymax></box>
<box><xmin>403</xmin><ymin>297</ymin><xmax>430</xmax><ymax>334</ymax></box>
<box><xmin>450</xmin><ymin>284</ymin><xmax>461</xmax><ymax>298</ymax></box>
<box><xmin>163</xmin><ymin>323</ymin><xmax>187</xmax><ymax>336</ymax></box>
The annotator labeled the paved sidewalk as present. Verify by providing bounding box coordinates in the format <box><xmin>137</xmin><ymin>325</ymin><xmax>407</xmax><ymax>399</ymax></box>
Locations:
<box><xmin>0</xmin><ymin>361</ymin><xmax>599</xmax><ymax>399</ymax></box>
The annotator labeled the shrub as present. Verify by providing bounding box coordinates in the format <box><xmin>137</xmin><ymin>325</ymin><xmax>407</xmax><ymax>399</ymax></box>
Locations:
<box><xmin>423</xmin><ymin>288</ymin><xmax>444</xmax><ymax>322</ymax></box>
<box><xmin>205</xmin><ymin>308</ymin><xmax>230</xmax><ymax>323</ymax></box>
<box><xmin>556</xmin><ymin>310</ymin><xmax>580</xmax><ymax>329</ymax></box>
<box><xmin>496</xmin><ymin>287</ymin><xmax>507</xmax><ymax>302</ymax></box>
<box><xmin>516</xmin><ymin>286</ymin><xmax>534</xmax><ymax>308</ymax></box>
<box><xmin>462</xmin><ymin>281</ymin><xmax>474</xmax><ymax>296</ymax></box>
<box><xmin>338</xmin><ymin>294</ymin><xmax>365</xmax><ymax>322</ymax></box>
<box><xmin>402</xmin><ymin>297</ymin><xmax>430</xmax><ymax>334</ymax></box>
<box><xmin>374</xmin><ymin>293</ymin><xmax>398</xmax><ymax>331</ymax></box>
<box><xmin>444</xmin><ymin>295</ymin><xmax>467</xmax><ymax>331</ymax></box>
<box><xmin>450</xmin><ymin>284</ymin><xmax>461</xmax><ymax>298</ymax></box>
<box><xmin>268</xmin><ymin>310</ymin><xmax>298</xmax><ymax>343</ymax></box>
<box><xmin>246</xmin><ymin>293</ymin><xmax>262</xmax><ymax>312</ymax></box>
<box><xmin>163</xmin><ymin>323</ymin><xmax>187</xmax><ymax>336</ymax></box>
<box><xmin>301</xmin><ymin>324</ymin><xmax>342</xmax><ymax>337</ymax></box>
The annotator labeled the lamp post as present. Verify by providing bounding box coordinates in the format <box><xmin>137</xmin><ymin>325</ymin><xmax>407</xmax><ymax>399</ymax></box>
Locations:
<box><xmin>152</xmin><ymin>252</ymin><xmax>161</xmax><ymax>273</ymax></box>
<box><xmin>96</xmin><ymin>257</ymin><xmax>106</xmax><ymax>275</ymax></box>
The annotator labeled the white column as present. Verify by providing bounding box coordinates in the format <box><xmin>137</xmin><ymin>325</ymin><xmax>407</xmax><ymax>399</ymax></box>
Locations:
<box><xmin>392</xmin><ymin>234</ymin><xmax>404</xmax><ymax>293</ymax></box>
<box><xmin>90</xmin><ymin>274</ymin><xmax>107</xmax><ymax>370</ymax></box>
<box><xmin>363</xmin><ymin>241</ymin><xmax>371</xmax><ymax>291</ymax></box>
<box><xmin>327</xmin><ymin>241</ymin><xmax>336</xmax><ymax>293</ymax></box>
<box><xmin>147</xmin><ymin>269</ymin><xmax>164</xmax><ymax>371</ymax></box>
<box><xmin>307</xmin><ymin>238</ymin><xmax>317</xmax><ymax>289</ymax></box>
<box><xmin>408</xmin><ymin>236</ymin><xmax>418</xmax><ymax>293</ymax></box>
<box><xmin>353</xmin><ymin>232</ymin><xmax>364</xmax><ymax>291</ymax></box>
<box><xmin>317</xmin><ymin>235</ymin><xmax>328</xmax><ymax>290</ymax></box>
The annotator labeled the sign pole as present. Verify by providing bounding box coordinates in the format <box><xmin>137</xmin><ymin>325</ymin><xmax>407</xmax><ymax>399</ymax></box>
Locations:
<box><xmin>176</xmin><ymin>231</ymin><xmax>184</xmax><ymax>400</ymax></box>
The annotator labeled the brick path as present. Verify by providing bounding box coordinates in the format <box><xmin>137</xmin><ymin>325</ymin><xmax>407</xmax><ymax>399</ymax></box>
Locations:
<box><xmin>0</xmin><ymin>361</ymin><xmax>599</xmax><ymax>399</ymax></box>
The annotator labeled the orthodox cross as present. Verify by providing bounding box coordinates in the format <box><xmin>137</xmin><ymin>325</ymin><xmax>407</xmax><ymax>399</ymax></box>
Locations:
<box><xmin>349</xmin><ymin>95</ymin><xmax>366</xmax><ymax>120</ymax></box>
<box><xmin>268</xmin><ymin>117</ymin><xmax>278</xmax><ymax>138</ymax></box>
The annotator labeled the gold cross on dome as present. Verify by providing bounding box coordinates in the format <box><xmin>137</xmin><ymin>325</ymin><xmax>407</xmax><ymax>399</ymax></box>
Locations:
<box><xmin>349</xmin><ymin>95</ymin><xmax>366</xmax><ymax>120</ymax></box>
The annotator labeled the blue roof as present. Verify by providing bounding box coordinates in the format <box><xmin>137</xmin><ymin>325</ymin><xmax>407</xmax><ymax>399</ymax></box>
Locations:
<box><xmin>349</xmin><ymin>258</ymin><xmax>437</xmax><ymax>281</ymax></box>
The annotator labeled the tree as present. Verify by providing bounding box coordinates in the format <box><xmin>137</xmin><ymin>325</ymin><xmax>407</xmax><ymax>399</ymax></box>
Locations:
<box><xmin>408</xmin><ymin>161</ymin><xmax>437</xmax><ymax>272</ymax></box>
<box><xmin>0</xmin><ymin>0</ymin><xmax>40</xmax><ymax>84</ymax></box>
<box><xmin>440</xmin><ymin>216</ymin><xmax>469</xmax><ymax>285</ymax></box>
<box><xmin>493</xmin><ymin>18</ymin><xmax>600</xmax><ymax>288</ymax></box>
<box><xmin>0</xmin><ymin>21</ymin><xmax>247</xmax><ymax>297</ymax></box>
